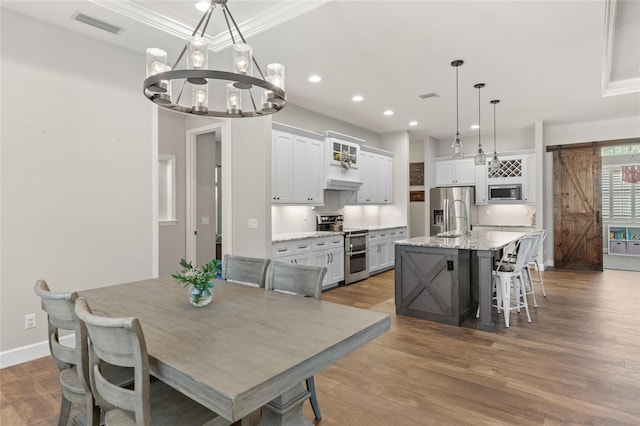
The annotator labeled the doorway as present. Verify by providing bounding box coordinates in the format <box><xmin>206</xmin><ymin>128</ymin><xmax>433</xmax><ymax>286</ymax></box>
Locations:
<box><xmin>186</xmin><ymin>121</ymin><xmax>230</xmax><ymax>265</ymax></box>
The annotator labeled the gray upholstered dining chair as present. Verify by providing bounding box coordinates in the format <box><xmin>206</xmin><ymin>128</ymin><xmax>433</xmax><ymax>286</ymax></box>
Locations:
<box><xmin>74</xmin><ymin>297</ymin><xmax>230</xmax><ymax>426</ymax></box>
<box><xmin>221</xmin><ymin>254</ymin><xmax>270</xmax><ymax>287</ymax></box>
<box><xmin>34</xmin><ymin>280</ymin><xmax>133</xmax><ymax>426</ymax></box>
<box><xmin>265</xmin><ymin>261</ymin><xmax>327</xmax><ymax>420</ymax></box>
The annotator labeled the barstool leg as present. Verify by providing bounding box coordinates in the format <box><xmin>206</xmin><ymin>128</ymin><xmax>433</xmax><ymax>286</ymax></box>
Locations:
<box><xmin>499</xmin><ymin>276</ymin><xmax>510</xmax><ymax>328</ymax></box>
<box><xmin>535</xmin><ymin>259</ymin><xmax>546</xmax><ymax>297</ymax></box>
<box><xmin>517</xmin><ymin>275</ymin><xmax>531</xmax><ymax>323</ymax></box>
<box><xmin>525</xmin><ymin>265</ymin><xmax>538</xmax><ymax>308</ymax></box>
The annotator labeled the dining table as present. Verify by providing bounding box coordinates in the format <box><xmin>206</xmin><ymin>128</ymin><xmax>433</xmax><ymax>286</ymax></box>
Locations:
<box><xmin>79</xmin><ymin>277</ymin><xmax>390</xmax><ymax>426</ymax></box>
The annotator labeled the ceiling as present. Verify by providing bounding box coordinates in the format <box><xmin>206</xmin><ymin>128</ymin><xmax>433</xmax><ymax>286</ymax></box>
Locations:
<box><xmin>3</xmin><ymin>0</ymin><xmax>639</xmax><ymax>143</ymax></box>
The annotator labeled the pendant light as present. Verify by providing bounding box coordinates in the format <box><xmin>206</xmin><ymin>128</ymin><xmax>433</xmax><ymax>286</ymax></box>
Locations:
<box><xmin>450</xmin><ymin>60</ymin><xmax>464</xmax><ymax>158</ymax></box>
<box><xmin>489</xmin><ymin>99</ymin><xmax>501</xmax><ymax>172</ymax></box>
<box><xmin>473</xmin><ymin>83</ymin><xmax>486</xmax><ymax>165</ymax></box>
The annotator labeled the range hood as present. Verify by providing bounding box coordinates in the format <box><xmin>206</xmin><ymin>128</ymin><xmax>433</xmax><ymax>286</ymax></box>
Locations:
<box><xmin>326</xmin><ymin>178</ymin><xmax>363</xmax><ymax>191</ymax></box>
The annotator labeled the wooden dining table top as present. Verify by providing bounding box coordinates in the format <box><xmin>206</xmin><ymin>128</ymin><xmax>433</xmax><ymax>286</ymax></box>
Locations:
<box><xmin>79</xmin><ymin>277</ymin><xmax>390</xmax><ymax>422</ymax></box>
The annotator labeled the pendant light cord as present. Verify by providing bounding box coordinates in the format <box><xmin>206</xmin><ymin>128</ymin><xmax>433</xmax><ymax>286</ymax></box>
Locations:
<box><xmin>493</xmin><ymin>102</ymin><xmax>497</xmax><ymax>153</ymax></box>
<box><xmin>456</xmin><ymin>66</ymin><xmax>459</xmax><ymax>135</ymax></box>
<box><xmin>478</xmin><ymin>86</ymin><xmax>481</xmax><ymax>147</ymax></box>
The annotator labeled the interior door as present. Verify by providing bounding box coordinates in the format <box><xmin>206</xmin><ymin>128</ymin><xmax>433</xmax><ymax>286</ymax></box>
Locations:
<box><xmin>553</xmin><ymin>147</ymin><xmax>603</xmax><ymax>270</ymax></box>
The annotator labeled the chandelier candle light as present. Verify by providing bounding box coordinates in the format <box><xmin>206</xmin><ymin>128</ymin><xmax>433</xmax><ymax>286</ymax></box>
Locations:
<box><xmin>451</xmin><ymin>60</ymin><xmax>464</xmax><ymax>158</ymax></box>
<box><xmin>474</xmin><ymin>83</ymin><xmax>486</xmax><ymax>165</ymax></box>
<box><xmin>489</xmin><ymin>99</ymin><xmax>501</xmax><ymax>173</ymax></box>
<box><xmin>143</xmin><ymin>0</ymin><xmax>286</xmax><ymax>117</ymax></box>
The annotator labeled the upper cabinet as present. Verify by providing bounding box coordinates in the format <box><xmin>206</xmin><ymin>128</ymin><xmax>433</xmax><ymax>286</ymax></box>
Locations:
<box><xmin>435</xmin><ymin>158</ymin><xmax>475</xmax><ymax>186</ymax></box>
<box><xmin>474</xmin><ymin>151</ymin><xmax>535</xmax><ymax>205</ymax></box>
<box><xmin>324</xmin><ymin>131</ymin><xmax>364</xmax><ymax>191</ymax></box>
<box><xmin>272</xmin><ymin>124</ymin><xmax>324</xmax><ymax>206</ymax></box>
<box><xmin>357</xmin><ymin>146</ymin><xmax>394</xmax><ymax>204</ymax></box>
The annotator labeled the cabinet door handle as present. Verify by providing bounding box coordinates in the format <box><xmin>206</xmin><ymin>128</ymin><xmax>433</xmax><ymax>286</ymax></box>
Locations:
<box><xmin>596</xmin><ymin>210</ymin><xmax>600</xmax><ymax>224</ymax></box>
<box><xmin>277</xmin><ymin>248</ymin><xmax>288</xmax><ymax>252</ymax></box>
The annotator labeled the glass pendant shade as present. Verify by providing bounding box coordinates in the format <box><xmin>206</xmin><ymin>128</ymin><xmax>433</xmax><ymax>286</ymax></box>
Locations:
<box><xmin>192</xmin><ymin>84</ymin><xmax>208</xmax><ymax>114</ymax></box>
<box><xmin>226</xmin><ymin>83</ymin><xmax>242</xmax><ymax>115</ymax></box>
<box><xmin>232</xmin><ymin>43</ymin><xmax>252</xmax><ymax>75</ymax></box>
<box><xmin>451</xmin><ymin>134</ymin><xmax>464</xmax><ymax>158</ymax></box>
<box><xmin>187</xmin><ymin>36</ymin><xmax>208</xmax><ymax>85</ymax></box>
<box><xmin>153</xmin><ymin>64</ymin><xmax>172</xmax><ymax>106</ymax></box>
<box><xmin>262</xmin><ymin>63</ymin><xmax>285</xmax><ymax>112</ymax></box>
<box><xmin>489</xmin><ymin>153</ymin><xmax>501</xmax><ymax>172</ymax></box>
<box><xmin>474</xmin><ymin>83</ymin><xmax>486</xmax><ymax>165</ymax></box>
<box><xmin>145</xmin><ymin>48</ymin><xmax>168</xmax><ymax>94</ymax></box>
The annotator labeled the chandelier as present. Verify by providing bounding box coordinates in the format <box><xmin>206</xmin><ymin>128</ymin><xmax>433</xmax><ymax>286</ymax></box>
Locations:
<box><xmin>143</xmin><ymin>0</ymin><xmax>286</xmax><ymax>118</ymax></box>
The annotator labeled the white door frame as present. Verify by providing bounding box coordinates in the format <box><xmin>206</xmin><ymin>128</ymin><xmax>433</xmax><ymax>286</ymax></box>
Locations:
<box><xmin>186</xmin><ymin>120</ymin><xmax>232</xmax><ymax>264</ymax></box>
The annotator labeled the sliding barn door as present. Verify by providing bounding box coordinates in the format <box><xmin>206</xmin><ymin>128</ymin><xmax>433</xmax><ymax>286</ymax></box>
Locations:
<box><xmin>553</xmin><ymin>147</ymin><xmax>603</xmax><ymax>270</ymax></box>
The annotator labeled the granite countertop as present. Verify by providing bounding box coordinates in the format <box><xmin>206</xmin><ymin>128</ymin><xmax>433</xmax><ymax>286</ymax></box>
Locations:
<box><xmin>395</xmin><ymin>230</ymin><xmax>527</xmax><ymax>251</ymax></box>
<box><xmin>472</xmin><ymin>224</ymin><xmax>535</xmax><ymax>228</ymax></box>
<box><xmin>272</xmin><ymin>231</ymin><xmax>343</xmax><ymax>243</ymax></box>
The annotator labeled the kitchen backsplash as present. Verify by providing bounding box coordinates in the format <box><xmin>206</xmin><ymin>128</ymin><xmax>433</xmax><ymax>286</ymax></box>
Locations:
<box><xmin>476</xmin><ymin>204</ymin><xmax>537</xmax><ymax>226</ymax></box>
<box><xmin>272</xmin><ymin>191</ymin><xmax>383</xmax><ymax>234</ymax></box>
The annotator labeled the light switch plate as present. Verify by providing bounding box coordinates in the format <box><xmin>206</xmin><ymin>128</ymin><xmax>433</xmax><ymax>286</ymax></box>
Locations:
<box><xmin>202</xmin><ymin>216</ymin><xmax>209</xmax><ymax>225</ymax></box>
<box><xmin>248</xmin><ymin>218</ymin><xmax>258</xmax><ymax>229</ymax></box>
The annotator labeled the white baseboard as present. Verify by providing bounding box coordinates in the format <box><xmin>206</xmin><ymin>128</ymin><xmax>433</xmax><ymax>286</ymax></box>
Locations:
<box><xmin>0</xmin><ymin>334</ymin><xmax>74</xmax><ymax>369</ymax></box>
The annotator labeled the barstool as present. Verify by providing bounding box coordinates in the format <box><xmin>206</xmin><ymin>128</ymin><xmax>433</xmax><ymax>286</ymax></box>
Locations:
<box><xmin>492</xmin><ymin>235</ymin><xmax>535</xmax><ymax>327</ymax></box>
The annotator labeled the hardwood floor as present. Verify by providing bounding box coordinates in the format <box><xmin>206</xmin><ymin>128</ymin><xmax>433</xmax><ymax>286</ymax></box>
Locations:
<box><xmin>2</xmin><ymin>268</ymin><xmax>639</xmax><ymax>425</ymax></box>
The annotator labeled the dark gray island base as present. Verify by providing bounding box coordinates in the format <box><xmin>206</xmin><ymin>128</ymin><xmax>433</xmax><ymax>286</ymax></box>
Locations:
<box><xmin>394</xmin><ymin>231</ymin><xmax>527</xmax><ymax>332</ymax></box>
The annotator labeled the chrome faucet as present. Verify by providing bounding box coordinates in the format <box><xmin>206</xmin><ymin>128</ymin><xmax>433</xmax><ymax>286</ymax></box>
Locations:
<box><xmin>449</xmin><ymin>199</ymin><xmax>469</xmax><ymax>236</ymax></box>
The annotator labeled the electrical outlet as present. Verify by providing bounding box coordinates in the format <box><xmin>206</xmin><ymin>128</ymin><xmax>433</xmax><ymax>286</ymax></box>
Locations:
<box><xmin>485</xmin><ymin>209</ymin><xmax>490</xmax><ymax>216</ymax></box>
<box><xmin>25</xmin><ymin>313</ymin><xmax>36</xmax><ymax>329</ymax></box>
<box><xmin>248</xmin><ymin>218</ymin><xmax>258</xmax><ymax>229</ymax></box>
<box><xmin>303</xmin><ymin>211</ymin><xmax>308</xmax><ymax>220</ymax></box>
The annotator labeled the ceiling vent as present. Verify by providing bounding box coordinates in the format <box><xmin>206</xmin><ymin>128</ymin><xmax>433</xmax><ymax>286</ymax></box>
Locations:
<box><xmin>418</xmin><ymin>92</ymin><xmax>440</xmax><ymax>99</ymax></box>
<box><xmin>72</xmin><ymin>12</ymin><xmax>123</xmax><ymax>35</ymax></box>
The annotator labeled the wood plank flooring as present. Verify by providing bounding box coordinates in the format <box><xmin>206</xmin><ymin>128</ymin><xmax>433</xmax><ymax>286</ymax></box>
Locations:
<box><xmin>2</xmin><ymin>268</ymin><xmax>639</xmax><ymax>425</ymax></box>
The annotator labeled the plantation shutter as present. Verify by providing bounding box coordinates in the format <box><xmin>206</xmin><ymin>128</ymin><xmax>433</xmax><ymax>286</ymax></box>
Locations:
<box><xmin>602</xmin><ymin>170</ymin><xmax>610</xmax><ymax>219</ymax></box>
<box><xmin>611</xmin><ymin>170</ymin><xmax>632</xmax><ymax>218</ymax></box>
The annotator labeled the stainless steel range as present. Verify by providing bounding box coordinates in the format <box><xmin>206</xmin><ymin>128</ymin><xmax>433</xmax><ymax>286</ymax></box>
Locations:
<box><xmin>316</xmin><ymin>214</ymin><xmax>370</xmax><ymax>285</ymax></box>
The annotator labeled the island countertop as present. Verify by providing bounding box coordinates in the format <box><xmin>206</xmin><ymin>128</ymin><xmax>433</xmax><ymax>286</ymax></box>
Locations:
<box><xmin>395</xmin><ymin>230</ymin><xmax>527</xmax><ymax>251</ymax></box>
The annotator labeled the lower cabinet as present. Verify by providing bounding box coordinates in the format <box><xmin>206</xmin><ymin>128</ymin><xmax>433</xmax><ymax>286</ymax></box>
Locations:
<box><xmin>369</xmin><ymin>227</ymin><xmax>406</xmax><ymax>274</ymax></box>
<box><xmin>272</xmin><ymin>235</ymin><xmax>344</xmax><ymax>290</ymax></box>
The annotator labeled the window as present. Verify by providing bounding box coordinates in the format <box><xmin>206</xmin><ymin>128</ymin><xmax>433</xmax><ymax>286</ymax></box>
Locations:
<box><xmin>158</xmin><ymin>154</ymin><xmax>176</xmax><ymax>225</ymax></box>
<box><xmin>602</xmin><ymin>167</ymin><xmax>639</xmax><ymax>221</ymax></box>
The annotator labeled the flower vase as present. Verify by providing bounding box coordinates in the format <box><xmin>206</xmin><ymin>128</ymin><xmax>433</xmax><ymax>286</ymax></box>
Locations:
<box><xmin>188</xmin><ymin>285</ymin><xmax>213</xmax><ymax>307</ymax></box>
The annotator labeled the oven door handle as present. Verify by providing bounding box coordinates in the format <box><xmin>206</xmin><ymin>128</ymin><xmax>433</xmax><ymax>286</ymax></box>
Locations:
<box><xmin>346</xmin><ymin>249</ymin><xmax>369</xmax><ymax>256</ymax></box>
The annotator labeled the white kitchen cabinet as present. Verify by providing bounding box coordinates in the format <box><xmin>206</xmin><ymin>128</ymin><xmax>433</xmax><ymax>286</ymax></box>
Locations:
<box><xmin>435</xmin><ymin>158</ymin><xmax>475</xmax><ymax>186</ymax></box>
<box><xmin>522</xmin><ymin>153</ymin><xmax>536</xmax><ymax>203</ymax></box>
<box><xmin>272</xmin><ymin>131</ymin><xmax>293</xmax><ymax>203</ymax></box>
<box><xmin>475</xmin><ymin>163</ymin><xmax>488</xmax><ymax>205</ymax></box>
<box><xmin>273</xmin><ymin>235</ymin><xmax>344</xmax><ymax>289</ymax></box>
<box><xmin>357</xmin><ymin>147</ymin><xmax>393</xmax><ymax>204</ymax></box>
<box><xmin>369</xmin><ymin>227</ymin><xmax>406</xmax><ymax>273</ymax></box>
<box><xmin>272</xmin><ymin>126</ymin><xmax>324</xmax><ymax>205</ymax></box>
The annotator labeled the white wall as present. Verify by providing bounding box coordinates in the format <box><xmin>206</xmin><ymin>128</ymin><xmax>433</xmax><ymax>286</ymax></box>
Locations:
<box><xmin>158</xmin><ymin>109</ymin><xmax>187</xmax><ymax>277</ymax></box>
<box><xmin>380</xmin><ymin>131</ymin><xmax>410</xmax><ymax>229</ymax></box>
<box><xmin>1</xmin><ymin>11</ymin><xmax>154</xmax><ymax>363</ymax></box>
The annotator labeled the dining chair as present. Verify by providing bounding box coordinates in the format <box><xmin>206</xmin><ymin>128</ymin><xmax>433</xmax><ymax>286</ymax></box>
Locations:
<box><xmin>34</xmin><ymin>280</ymin><xmax>133</xmax><ymax>426</ymax></box>
<box><xmin>221</xmin><ymin>254</ymin><xmax>270</xmax><ymax>287</ymax></box>
<box><xmin>525</xmin><ymin>229</ymin><xmax>547</xmax><ymax>300</ymax></box>
<box><xmin>265</xmin><ymin>261</ymin><xmax>327</xmax><ymax>420</ymax></box>
<box><xmin>74</xmin><ymin>297</ymin><xmax>230</xmax><ymax>426</ymax></box>
<box><xmin>492</xmin><ymin>235</ymin><xmax>536</xmax><ymax>327</ymax></box>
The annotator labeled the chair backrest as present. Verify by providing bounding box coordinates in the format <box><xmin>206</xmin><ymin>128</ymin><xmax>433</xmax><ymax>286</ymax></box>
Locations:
<box><xmin>221</xmin><ymin>254</ymin><xmax>270</xmax><ymax>288</ymax></box>
<box><xmin>512</xmin><ymin>236</ymin><xmax>536</xmax><ymax>271</ymax></box>
<box><xmin>265</xmin><ymin>261</ymin><xmax>327</xmax><ymax>300</ymax></box>
<box><xmin>528</xmin><ymin>230</ymin><xmax>547</xmax><ymax>261</ymax></box>
<box><xmin>74</xmin><ymin>297</ymin><xmax>150</xmax><ymax>426</ymax></box>
<box><xmin>33</xmin><ymin>280</ymin><xmax>90</xmax><ymax>387</ymax></box>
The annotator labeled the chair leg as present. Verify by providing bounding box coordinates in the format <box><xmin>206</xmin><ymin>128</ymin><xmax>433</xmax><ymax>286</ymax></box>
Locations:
<box><xmin>516</xmin><ymin>276</ymin><xmax>531</xmax><ymax>323</ymax></box>
<box><xmin>535</xmin><ymin>259</ymin><xmax>546</xmax><ymax>297</ymax></box>
<box><xmin>497</xmin><ymin>276</ymin><xmax>509</xmax><ymax>328</ymax></box>
<box><xmin>58</xmin><ymin>395</ymin><xmax>72</xmax><ymax>426</ymax></box>
<box><xmin>525</xmin><ymin>265</ymin><xmax>538</xmax><ymax>308</ymax></box>
<box><xmin>305</xmin><ymin>376</ymin><xmax>322</xmax><ymax>420</ymax></box>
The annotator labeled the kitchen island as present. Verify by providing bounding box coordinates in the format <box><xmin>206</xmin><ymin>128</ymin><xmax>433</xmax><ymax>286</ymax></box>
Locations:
<box><xmin>394</xmin><ymin>231</ymin><xmax>526</xmax><ymax>332</ymax></box>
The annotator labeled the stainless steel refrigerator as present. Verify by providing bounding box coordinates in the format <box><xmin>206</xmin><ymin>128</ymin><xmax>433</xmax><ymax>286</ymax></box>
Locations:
<box><xmin>430</xmin><ymin>186</ymin><xmax>476</xmax><ymax>236</ymax></box>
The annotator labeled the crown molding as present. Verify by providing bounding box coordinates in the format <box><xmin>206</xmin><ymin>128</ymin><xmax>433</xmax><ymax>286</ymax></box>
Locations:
<box><xmin>91</xmin><ymin>0</ymin><xmax>331</xmax><ymax>52</ymax></box>
<box><xmin>602</xmin><ymin>0</ymin><xmax>640</xmax><ymax>97</ymax></box>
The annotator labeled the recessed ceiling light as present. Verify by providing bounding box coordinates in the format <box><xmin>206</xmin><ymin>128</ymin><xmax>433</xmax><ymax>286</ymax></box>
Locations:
<box><xmin>352</xmin><ymin>95</ymin><xmax>363</xmax><ymax>102</ymax></box>
<box><xmin>308</xmin><ymin>75</ymin><xmax>321</xmax><ymax>83</ymax></box>
<box><xmin>195</xmin><ymin>1</ymin><xmax>210</xmax><ymax>12</ymax></box>
<box><xmin>470</xmin><ymin>124</ymin><xmax>480</xmax><ymax>129</ymax></box>
<box><xmin>383</xmin><ymin>110</ymin><xmax>394</xmax><ymax>116</ymax></box>
<box><xmin>409</xmin><ymin>121</ymin><xmax>418</xmax><ymax>126</ymax></box>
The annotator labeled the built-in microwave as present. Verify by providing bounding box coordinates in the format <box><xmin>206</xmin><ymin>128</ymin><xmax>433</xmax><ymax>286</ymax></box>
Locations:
<box><xmin>488</xmin><ymin>184</ymin><xmax>522</xmax><ymax>202</ymax></box>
